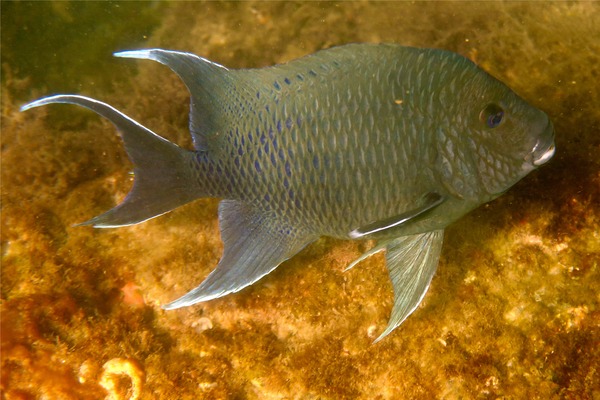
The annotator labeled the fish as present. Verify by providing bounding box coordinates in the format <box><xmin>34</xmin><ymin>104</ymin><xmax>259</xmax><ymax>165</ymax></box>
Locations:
<box><xmin>21</xmin><ymin>43</ymin><xmax>555</xmax><ymax>341</ymax></box>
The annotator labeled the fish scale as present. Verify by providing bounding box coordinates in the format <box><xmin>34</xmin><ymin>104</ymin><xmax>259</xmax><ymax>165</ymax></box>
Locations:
<box><xmin>21</xmin><ymin>43</ymin><xmax>555</xmax><ymax>340</ymax></box>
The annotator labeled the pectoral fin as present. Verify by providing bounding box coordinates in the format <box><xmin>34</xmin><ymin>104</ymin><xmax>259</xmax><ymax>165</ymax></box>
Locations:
<box><xmin>349</xmin><ymin>192</ymin><xmax>444</xmax><ymax>238</ymax></box>
<box><xmin>375</xmin><ymin>230</ymin><xmax>444</xmax><ymax>342</ymax></box>
<box><xmin>163</xmin><ymin>200</ymin><xmax>316</xmax><ymax>309</ymax></box>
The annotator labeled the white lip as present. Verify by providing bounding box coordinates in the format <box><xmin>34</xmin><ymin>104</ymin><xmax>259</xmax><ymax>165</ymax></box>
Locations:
<box><xmin>533</xmin><ymin>143</ymin><xmax>555</xmax><ymax>166</ymax></box>
<box><xmin>531</xmin><ymin>119</ymin><xmax>555</xmax><ymax>166</ymax></box>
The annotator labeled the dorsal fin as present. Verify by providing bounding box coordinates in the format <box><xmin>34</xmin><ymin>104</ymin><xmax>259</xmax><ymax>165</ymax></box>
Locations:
<box><xmin>115</xmin><ymin>49</ymin><xmax>231</xmax><ymax>152</ymax></box>
<box><xmin>255</xmin><ymin>44</ymin><xmax>395</xmax><ymax>78</ymax></box>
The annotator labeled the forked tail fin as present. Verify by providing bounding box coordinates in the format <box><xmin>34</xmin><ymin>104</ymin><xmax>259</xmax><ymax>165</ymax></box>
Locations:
<box><xmin>21</xmin><ymin>95</ymin><xmax>202</xmax><ymax>227</ymax></box>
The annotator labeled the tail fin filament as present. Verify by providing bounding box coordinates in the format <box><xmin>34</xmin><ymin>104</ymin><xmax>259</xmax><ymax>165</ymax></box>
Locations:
<box><xmin>22</xmin><ymin>95</ymin><xmax>202</xmax><ymax>227</ymax></box>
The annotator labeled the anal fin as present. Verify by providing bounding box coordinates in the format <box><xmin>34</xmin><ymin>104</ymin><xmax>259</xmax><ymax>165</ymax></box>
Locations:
<box><xmin>163</xmin><ymin>200</ymin><xmax>316</xmax><ymax>309</ymax></box>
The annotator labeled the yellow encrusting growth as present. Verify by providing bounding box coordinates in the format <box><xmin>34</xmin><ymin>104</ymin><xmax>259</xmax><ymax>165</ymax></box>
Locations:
<box><xmin>99</xmin><ymin>358</ymin><xmax>145</xmax><ymax>400</ymax></box>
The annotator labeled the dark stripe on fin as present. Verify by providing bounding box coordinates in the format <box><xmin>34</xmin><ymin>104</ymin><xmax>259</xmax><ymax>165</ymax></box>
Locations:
<box><xmin>21</xmin><ymin>95</ymin><xmax>201</xmax><ymax>227</ymax></box>
<box><xmin>115</xmin><ymin>49</ymin><xmax>230</xmax><ymax>152</ymax></box>
<box><xmin>163</xmin><ymin>200</ymin><xmax>316</xmax><ymax>308</ymax></box>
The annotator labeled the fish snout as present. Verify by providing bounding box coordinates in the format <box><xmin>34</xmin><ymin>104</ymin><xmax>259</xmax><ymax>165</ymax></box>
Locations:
<box><xmin>531</xmin><ymin>120</ymin><xmax>555</xmax><ymax>166</ymax></box>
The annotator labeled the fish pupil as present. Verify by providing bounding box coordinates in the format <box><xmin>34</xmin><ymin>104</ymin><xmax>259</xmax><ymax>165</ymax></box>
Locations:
<box><xmin>480</xmin><ymin>103</ymin><xmax>504</xmax><ymax>128</ymax></box>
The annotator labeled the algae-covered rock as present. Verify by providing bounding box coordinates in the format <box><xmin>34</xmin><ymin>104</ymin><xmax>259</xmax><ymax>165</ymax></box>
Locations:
<box><xmin>2</xmin><ymin>2</ymin><xmax>598</xmax><ymax>399</ymax></box>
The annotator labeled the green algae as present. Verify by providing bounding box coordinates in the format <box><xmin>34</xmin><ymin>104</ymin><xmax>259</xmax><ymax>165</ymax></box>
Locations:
<box><xmin>2</xmin><ymin>2</ymin><xmax>599</xmax><ymax>399</ymax></box>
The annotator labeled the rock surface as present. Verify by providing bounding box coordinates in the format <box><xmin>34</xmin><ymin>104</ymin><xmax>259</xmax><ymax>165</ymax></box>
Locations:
<box><xmin>2</xmin><ymin>2</ymin><xmax>598</xmax><ymax>399</ymax></box>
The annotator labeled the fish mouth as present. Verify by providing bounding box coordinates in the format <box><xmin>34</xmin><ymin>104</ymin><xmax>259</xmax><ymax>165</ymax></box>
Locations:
<box><xmin>531</xmin><ymin>120</ymin><xmax>555</xmax><ymax>166</ymax></box>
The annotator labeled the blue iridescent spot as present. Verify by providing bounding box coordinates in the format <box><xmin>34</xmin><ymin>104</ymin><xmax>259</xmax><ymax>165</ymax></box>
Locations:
<box><xmin>285</xmin><ymin>161</ymin><xmax>292</xmax><ymax>177</ymax></box>
<box><xmin>260</xmin><ymin>132</ymin><xmax>266</xmax><ymax>145</ymax></box>
<box><xmin>257</xmin><ymin>148</ymin><xmax>263</xmax><ymax>158</ymax></box>
<box><xmin>288</xmin><ymin>189</ymin><xmax>295</xmax><ymax>200</ymax></box>
<box><xmin>256</xmin><ymin>91</ymin><xmax>260</xmax><ymax>99</ymax></box>
<box><xmin>276</xmin><ymin>120</ymin><xmax>282</xmax><ymax>133</ymax></box>
<box><xmin>272</xmin><ymin>137</ymin><xmax>278</xmax><ymax>151</ymax></box>
<box><xmin>264</xmin><ymin>142</ymin><xmax>270</xmax><ymax>155</ymax></box>
<box><xmin>254</xmin><ymin>160</ymin><xmax>262</xmax><ymax>173</ymax></box>
<box><xmin>285</xmin><ymin>117</ymin><xmax>292</xmax><ymax>130</ymax></box>
<box><xmin>313</xmin><ymin>155</ymin><xmax>320</xmax><ymax>169</ymax></box>
<box><xmin>283</xmin><ymin>177</ymin><xmax>289</xmax><ymax>189</ymax></box>
<box><xmin>296</xmin><ymin>116</ymin><xmax>302</xmax><ymax>128</ymax></box>
<box><xmin>274</xmin><ymin>81</ymin><xmax>281</xmax><ymax>90</ymax></box>
<box><xmin>270</xmin><ymin>152</ymin><xmax>276</xmax><ymax>166</ymax></box>
<box><xmin>264</xmin><ymin>193</ymin><xmax>271</xmax><ymax>202</ymax></box>
<box><xmin>238</xmin><ymin>147</ymin><xmax>244</xmax><ymax>156</ymax></box>
<box><xmin>284</xmin><ymin>77</ymin><xmax>291</xmax><ymax>85</ymax></box>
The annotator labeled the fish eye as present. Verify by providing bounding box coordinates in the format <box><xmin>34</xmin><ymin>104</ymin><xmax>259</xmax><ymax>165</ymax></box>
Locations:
<box><xmin>480</xmin><ymin>103</ymin><xmax>505</xmax><ymax>128</ymax></box>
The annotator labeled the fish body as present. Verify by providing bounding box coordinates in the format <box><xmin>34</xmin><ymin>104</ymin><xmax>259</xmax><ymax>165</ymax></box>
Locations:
<box><xmin>22</xmin><ymin>44</ymin><xmax>555</xmax><ymax>340</ymax></box>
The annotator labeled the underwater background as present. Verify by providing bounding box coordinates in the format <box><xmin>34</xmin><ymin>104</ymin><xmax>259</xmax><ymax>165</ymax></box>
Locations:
<box><xmin>1</xmin><ymin>2</ymin><xmax>598</xmax><ymax>399</ymax></box>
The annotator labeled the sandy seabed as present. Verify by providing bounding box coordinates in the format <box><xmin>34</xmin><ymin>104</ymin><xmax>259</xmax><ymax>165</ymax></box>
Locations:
<box><xmin>1</xmin><ymin>2</ymin><xmax>599</xmax><ymax>399</ymax></box>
